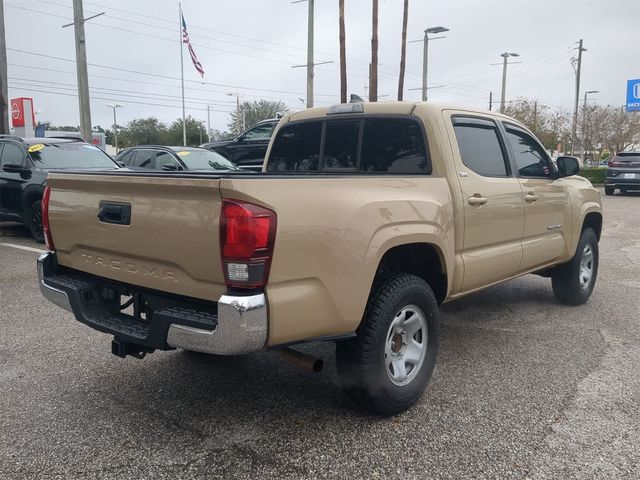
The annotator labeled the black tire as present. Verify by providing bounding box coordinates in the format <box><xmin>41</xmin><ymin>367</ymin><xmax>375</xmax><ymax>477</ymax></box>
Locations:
<box><xmin>551</xmin><ymin>228</ymin><xmax>598</xmax><ymax>305</ymax></box>
<box><xmin>336</xmin><ymin>274</ymin><xmax>439</xmax><ymax>416</ymax></box>
<box><xmin>27</xmin><ymin>199</ymin><xmax>45</xmax><ymax>244</ymax></box>
<box><xmin>604</xmin><ymin>186</ymin><xmax>614</xmax><ymax>196</ymax></box>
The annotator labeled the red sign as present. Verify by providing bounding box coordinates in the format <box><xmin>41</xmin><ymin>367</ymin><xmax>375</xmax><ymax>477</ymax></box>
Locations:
<box><xmin>10</xmin><ymin>97</ymin><xmax>35</xmax><ymax>128</ymax></box>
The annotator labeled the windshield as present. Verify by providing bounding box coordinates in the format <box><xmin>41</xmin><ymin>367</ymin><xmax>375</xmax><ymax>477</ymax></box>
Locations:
<box><xmin>174</xmin><ymin>149</ymin><xmax>238</xmax><ymax>170</ymax></box>
<box><xmin>28</xmin><ymin>143</ymin><xmax>117</xmax><ymax>169</ymax></box>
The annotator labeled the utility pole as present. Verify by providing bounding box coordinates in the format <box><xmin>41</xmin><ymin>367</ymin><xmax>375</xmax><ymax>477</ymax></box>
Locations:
<box><xmin>533</xmin><ymin>101</ymin><xmax>537</xmax><ymax>134</ymax></box>
<box><xmin>339</xmin><ymin>0</ymin><xmax>347</xmax><ymax>103</ymax></box>
<box><xmin>489</xmin><ymin>91</ymin><xmax>493</xmax><ymax>111</ymax></box>
<box><xmin>72</xmin><ymin>0</ymin><xmax>93</xmax><ymax>143</ymax></box>
<box><xmin>499</xmin><ymin>52</ymin><xmax>519</xmax><ymax>113</ymax></box>
<box><xmin>0</xmin><ymin>0</ymin><xmax>9</xmax><ymax>134</ymax></box>
<box><xmin>369</xmin><ymin>0</ymin><xmax>378</xmax><ymax>102</ymax></box>
<box><xmin>397</xmin><ymin>0</ymin><xmax>409</xmax><ymax>101</ymax></box>
<box><xmin>207</xmin><ymin>104</ymin><xmax>211</xmax><ymax>138</ymax></box>
<box><xmin>226</xmin><ymin>93</ymin><xmax>242</xmax><ymax>134</ymax></box>
<box><xmin>107</xmin><ymin>103</ymin><xmax>122</xmax><ymax>152</ymax></box>
<box><xmin>581</xmin><ymin>90</ymin><xmax>598</xmax><ymax>164</ymax></box>
<box><xmin>306</xmin><ymin>0</ymin><xmax>314</xmax><ymax>107</ymax></box>
<box><xmin>570</xmin><ymin>39</ymin><xmax>586</xmax><ymax>156</ymax></box>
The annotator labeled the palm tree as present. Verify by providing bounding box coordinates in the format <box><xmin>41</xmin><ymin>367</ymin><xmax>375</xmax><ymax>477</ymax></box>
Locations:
<box><xmin>397</xmin><ymin>0</ymin><xmax>409</xmax><ymax>100</ymax></box>
<box><xmin>369</xmin><ymin>0</ymin><xmax>378</xmax><ymax>102</ymax></box>
<box><xmin>339</xmin><ymin>0</ymin><xmax>347</xmax><ymax>103</ymax></box>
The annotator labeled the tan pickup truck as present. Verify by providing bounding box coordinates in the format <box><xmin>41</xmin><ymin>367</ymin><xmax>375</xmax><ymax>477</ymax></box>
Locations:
<box><xmin>38</xmin><ymin>102</ymin><xmax>602</xmax><ymax>415</ymax></box>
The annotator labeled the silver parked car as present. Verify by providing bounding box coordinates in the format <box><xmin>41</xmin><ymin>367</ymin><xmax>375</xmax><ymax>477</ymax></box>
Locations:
<box><xmin>605</xmin><ymin>151</ymin><xmax>640</xmax><ymax>195</ymax></box>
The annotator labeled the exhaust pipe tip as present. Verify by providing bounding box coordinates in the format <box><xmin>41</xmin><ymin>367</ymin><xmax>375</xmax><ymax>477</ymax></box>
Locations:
<box><xmin>276</xmin><ymin>347</ymin><xmax>324</xmax><ymax>374</ymax></box>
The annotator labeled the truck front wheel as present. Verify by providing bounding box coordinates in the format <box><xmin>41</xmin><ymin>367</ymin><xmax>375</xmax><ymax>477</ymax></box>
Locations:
<box><xmin>551</xmin><ymin>228</ymin><xmax>599</xmax><ymax>305</ymax></box>
<box><xmin>336</xmin><ymin>274</ymin><xmax>439</xmax><ymax>416</ymax></box>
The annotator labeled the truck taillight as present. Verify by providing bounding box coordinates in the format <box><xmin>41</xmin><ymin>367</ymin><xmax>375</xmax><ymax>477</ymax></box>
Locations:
<box><xmin>41</xmin><ymin>186</ymin><xmax>55</xmax><ymax>251</ymax></box>
<box><xmin>220</xmin><ymin>199</ymin><xmax>276</xmax><ymax>289</ymax></box>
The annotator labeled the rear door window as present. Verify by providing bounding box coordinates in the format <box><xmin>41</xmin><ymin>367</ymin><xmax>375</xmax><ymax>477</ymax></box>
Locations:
<box><xmin>1</xmin><ymin>143</ymin><xmax>26</xmax><ymax>167</ymax></box>
<box><xmin>452</xmin><ymin>117</ymin><xmax>509</xmax><ymax>177</ymax></box>
<box><xmin>132</xmin><ymin>149</ymin><xmax>156</xmax><ymax>168</ymax></box>
<box><xmin>267</xmin><ymin>122</ymin><xmax>322</xmax><ymax>171</ymax></box>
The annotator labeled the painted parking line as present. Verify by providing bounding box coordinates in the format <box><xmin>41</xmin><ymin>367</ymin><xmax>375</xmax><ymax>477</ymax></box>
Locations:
<box><xmin>0</xmin><ymin>242</ymin><xmax>47</xmax><ymax>254</ymax></box>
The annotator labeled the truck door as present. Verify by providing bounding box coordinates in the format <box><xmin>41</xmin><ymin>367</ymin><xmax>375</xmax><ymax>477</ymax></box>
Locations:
<box><xmin>448</xmin><ymin>115</ymin><xmax>525</xmax><ymax>292</ymax></box>
<box><xmin>501</xmin><ymin>122</ymin><xmax>571</xmax><ymax>270</ymax></box>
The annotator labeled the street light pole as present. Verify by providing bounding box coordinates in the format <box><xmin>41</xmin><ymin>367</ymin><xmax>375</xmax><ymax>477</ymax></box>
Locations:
<box><xmin>499</xmin><ymin>52</ymin><xmax>519</xmax><ymax>113</ymax></box>
<box><xmin>411</xmin><ymin>26</ymin><xmax>449</xmax><ymax>102</ymax></box>
<box><xmin>570</xmin><ymin>39</ymin><xmax>586</xmax><ymax>155</ymax></box>
<box><xmin>581</xmin><ymin>90</ymin><xmax>598</xmax><ymax>164</ymax></box>
<box><xmin>107</xmin><ymin>104</ymin><xmax>123</xmax><ymax>152</ymax></box>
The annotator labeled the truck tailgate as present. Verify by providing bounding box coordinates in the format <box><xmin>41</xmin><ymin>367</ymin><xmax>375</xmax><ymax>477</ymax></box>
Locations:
<box><xmin>46</xmin><ymin>173</ymin><xmax>226</xmax><ymax>302</ymax></box>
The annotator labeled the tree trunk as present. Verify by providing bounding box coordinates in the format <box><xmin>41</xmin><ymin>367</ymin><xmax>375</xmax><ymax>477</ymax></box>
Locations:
<box><xmin>339</xmin><ymin>0</ymin><xmax>347</xmax><ymax>103</ymax></box>
<box><xmin>369</xmin><ymin>0</ymin><xmax>378</xmax><ymax>102</ymax></box>
<box><xmin>397</xmin><ymin>0</ymin><xmax>409</xmax><ymax>101</ymax></box>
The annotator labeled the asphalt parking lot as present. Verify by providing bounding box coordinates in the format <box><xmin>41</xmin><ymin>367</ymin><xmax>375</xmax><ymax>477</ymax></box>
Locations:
<box><xmin>1</xmin><ymin>190</ymin><xmax>638</xmax><ymax>480</ymax></box>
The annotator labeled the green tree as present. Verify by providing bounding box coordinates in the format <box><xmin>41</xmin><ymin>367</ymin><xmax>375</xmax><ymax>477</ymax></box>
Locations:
<box><xmin>119</xmin><ymin>117</ymin><xmax>168</xmax><ymax>147</ymax></box>
<box><xmin>167</xmin><ymin>116</ymin><xmax>208</xmax><ymax>146</ymax></box>
<box><xmin>227</xmin><ymin>100</ymin><xmax>287</xmax><ymax>134</ymax></box>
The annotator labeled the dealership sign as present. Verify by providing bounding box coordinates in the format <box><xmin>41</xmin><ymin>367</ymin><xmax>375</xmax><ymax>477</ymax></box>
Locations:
<box><xmin>626</xmin><ymin>79</ymin><xmax>640</xmax><ymax>112</ymax></box>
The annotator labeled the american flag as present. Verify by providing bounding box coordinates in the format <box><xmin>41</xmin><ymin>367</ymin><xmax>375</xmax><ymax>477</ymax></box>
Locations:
<box><xmin>181</xmin><ymin>13</ymin><xmax>204</xmax><ymax>77</ymax></box>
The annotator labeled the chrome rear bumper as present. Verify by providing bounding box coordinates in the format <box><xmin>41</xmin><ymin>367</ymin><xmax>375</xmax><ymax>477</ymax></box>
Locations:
<box><xmin>37</xmin><ymin>251</ymin><xmax>267</xmax><ymax>355</ymax></box>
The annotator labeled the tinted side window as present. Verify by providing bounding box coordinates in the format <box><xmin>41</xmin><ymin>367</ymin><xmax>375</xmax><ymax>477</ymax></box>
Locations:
<box><xmin>133</xmin><ymin>149</ymin><xmax>155</xmax><ymax>168</ymax></box>
<box><xmin>117</xmin><ymin>150</ymin><xmax>134</xmax><ymax>165</ymax></box>
<box><xmin>360</xmin><ymin>118</ymin><xmax>429</xmax><ymax>173</ymax></box>
<box><xmin>453</xmin><ymin>118</ymin><xmax>508</xmax><ymax>177</ymax></box>
<box><xmin>244</xmin><ymin>123</ymin><xmax>275</xmax><ymax>141</ymax></box>
<box><xmin>504</xmin><ymin>125</ymin><xmax>551</xmax><ymax>178</ymax></box>
<box><xmin>1</xmin><ymin>143</ymin><xmax>26</xmax><ymax>166</ymax></box>
<box><xmin>156</xmin><ymin>151</ymin><xmax>178</xmax><ymax>170</ymax></box>
<box><xmin>267</xmin><ymin>122</ymin><xmax>322</xmax><ymax>171</ymax></box>
<box><xmin>323</xmin><ymin>120</ymin><xmax>360</xmax><ymax>169</ymax></box>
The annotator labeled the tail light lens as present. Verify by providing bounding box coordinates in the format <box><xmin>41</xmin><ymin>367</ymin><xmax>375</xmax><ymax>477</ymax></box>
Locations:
<box><xmin>220</xmin><ymin>199</ymin><xmax>276</xmax><ymax>289</ymax></box>
<box><xmin>41</xmin><ymin>186</ymin><xmax>55</xmax><ymax>251</ymax></box>
<box><xmin>608</xmin><ymin>158</ymin><xmax>622</xmax><ymax>167</ymax></box>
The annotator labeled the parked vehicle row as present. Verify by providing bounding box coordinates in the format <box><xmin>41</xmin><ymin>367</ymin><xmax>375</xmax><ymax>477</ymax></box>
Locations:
<box><xmin>37</xmin><ymin>101</ymin><xmax>603</xmax><ymax>415</ymax></box>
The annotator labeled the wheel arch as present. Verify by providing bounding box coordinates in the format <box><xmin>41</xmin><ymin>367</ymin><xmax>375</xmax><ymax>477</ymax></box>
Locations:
<box><xmin>373</xmin><ymin>242</ymin><xmax>448</xmax><ymax>305</ymax></box>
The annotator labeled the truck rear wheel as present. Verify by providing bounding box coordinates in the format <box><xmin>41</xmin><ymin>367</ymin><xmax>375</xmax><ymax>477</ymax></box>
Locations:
<box><xmin>551</xmin><ymin>228</ymin><xmax>598</xmax><ymax>305</ymax></box>
<box><xmin>336</xmin><ymin>274</ymin><xmax>439</xmax><ymax>416</ymax></box>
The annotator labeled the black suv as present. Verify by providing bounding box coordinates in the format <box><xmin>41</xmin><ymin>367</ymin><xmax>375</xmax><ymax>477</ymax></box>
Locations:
<box><xmin>605</xmin><ymin>151</ymin><xmax>640</xmax><ymax>195</ymax></box>
<box><xmin>200</xmin><ymin>119</ymin><xmax>279</xmax><ymax>171</ymax></box>
<box><xmin>0</xmin><ymin>137</ymin><xmax>118</xmax><ymax>242</ymax></box>
<box><xmin>115</xmin><ymin>146</ymin><xmax>238</xmax><ymax>171</ymax></box>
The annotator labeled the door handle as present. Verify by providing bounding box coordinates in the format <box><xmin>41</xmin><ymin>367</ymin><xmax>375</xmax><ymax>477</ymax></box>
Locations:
<box><xmin>468</xmin><ymin>195</ymin><xmax>488</xmax><ymax>206</ymax></box>
<box><xmin>524</xmin><ymin>192</ymin><xmax>538</xmax><ymax>203</ymax></box>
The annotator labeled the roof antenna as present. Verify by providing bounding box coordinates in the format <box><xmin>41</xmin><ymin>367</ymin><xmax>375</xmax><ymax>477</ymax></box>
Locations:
<box><xmin>350</xmin><ymin>94</ymin><xmax>365</xmax><ymax>103</ymax></box>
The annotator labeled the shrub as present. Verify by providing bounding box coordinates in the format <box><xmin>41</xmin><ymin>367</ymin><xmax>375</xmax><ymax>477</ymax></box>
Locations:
<box><xmin>579</xmin><ymin>167</ymin><xmax>606</xmax><ymax>185</ymax></box>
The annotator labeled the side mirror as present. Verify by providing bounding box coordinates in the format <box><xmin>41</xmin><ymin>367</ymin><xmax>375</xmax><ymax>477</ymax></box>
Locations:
<box><xmin>236</xmin><ymin>135</ymin><xmax>245</xmax><ymax>143</ymax></box>
<box><xmin>2</xmin><ymin>163</ymin><xmax>26</xmax><ymax>174</ymax></box>
<box><xmin>556</xmin><ymin>156</ymin><xmax>580</xmax><ymax>177</ymax></box>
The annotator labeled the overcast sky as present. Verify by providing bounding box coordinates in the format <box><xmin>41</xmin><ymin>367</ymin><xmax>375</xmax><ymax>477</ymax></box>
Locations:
<box><xmin>5</xmin><ymin>0</ymin><xmax>640</xmax><ymax>133</ymax></box>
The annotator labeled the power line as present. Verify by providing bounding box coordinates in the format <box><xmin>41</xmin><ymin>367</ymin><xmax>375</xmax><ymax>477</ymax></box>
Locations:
<box><xmin>6</xmin><ymin>47</ymin><xmax>338</xmax><ymax>97</ymax></box>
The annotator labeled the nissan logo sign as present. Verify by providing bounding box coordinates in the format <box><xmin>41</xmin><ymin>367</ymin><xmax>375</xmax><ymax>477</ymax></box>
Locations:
<box><xmin>634</xmin><ymin>83</ymin><xmax>640</xmax><ymax>99</ymax></box>
<box><xmin>11</xmin><ymin>102</ymin><xmax>20</xmax><ymax>120</ymax></box>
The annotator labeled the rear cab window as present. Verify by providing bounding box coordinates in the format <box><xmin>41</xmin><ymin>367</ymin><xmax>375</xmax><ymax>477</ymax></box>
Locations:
<box><xmin>452</xmin><ymin>116</ymin><xmax>510</xmax><ymax>177</ymax></box>
<box><xmin>267</xmin><ymin>116</ymin><xmax>430</xmax><ymax>174</ymax></box>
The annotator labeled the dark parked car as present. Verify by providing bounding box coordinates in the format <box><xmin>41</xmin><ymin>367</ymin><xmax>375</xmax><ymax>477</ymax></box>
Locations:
<box><xmin>0</xmin><ymin>137</ymin><xmax>119</xmax><ymax>242</ymax></box>
<box><xmin>604</xmin><ymin>151</ymin><xmax>640</xmax><ymax>195</ymax></box>
<box><xmin>200</xmin><ymin>118</ymin><xmax>279</xmax><ymax>170</ymax></box>
<box><xmin>115</xmin><ymin>146</ymin><xmax>238</xmax><ymax>171</ymax></box>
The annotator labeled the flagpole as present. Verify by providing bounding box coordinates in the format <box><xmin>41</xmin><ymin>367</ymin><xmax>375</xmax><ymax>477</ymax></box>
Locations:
<box><xmin>179</xmin><ymin>3</ymin><xmax>186</xmax><ymax>146</ymax></box>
